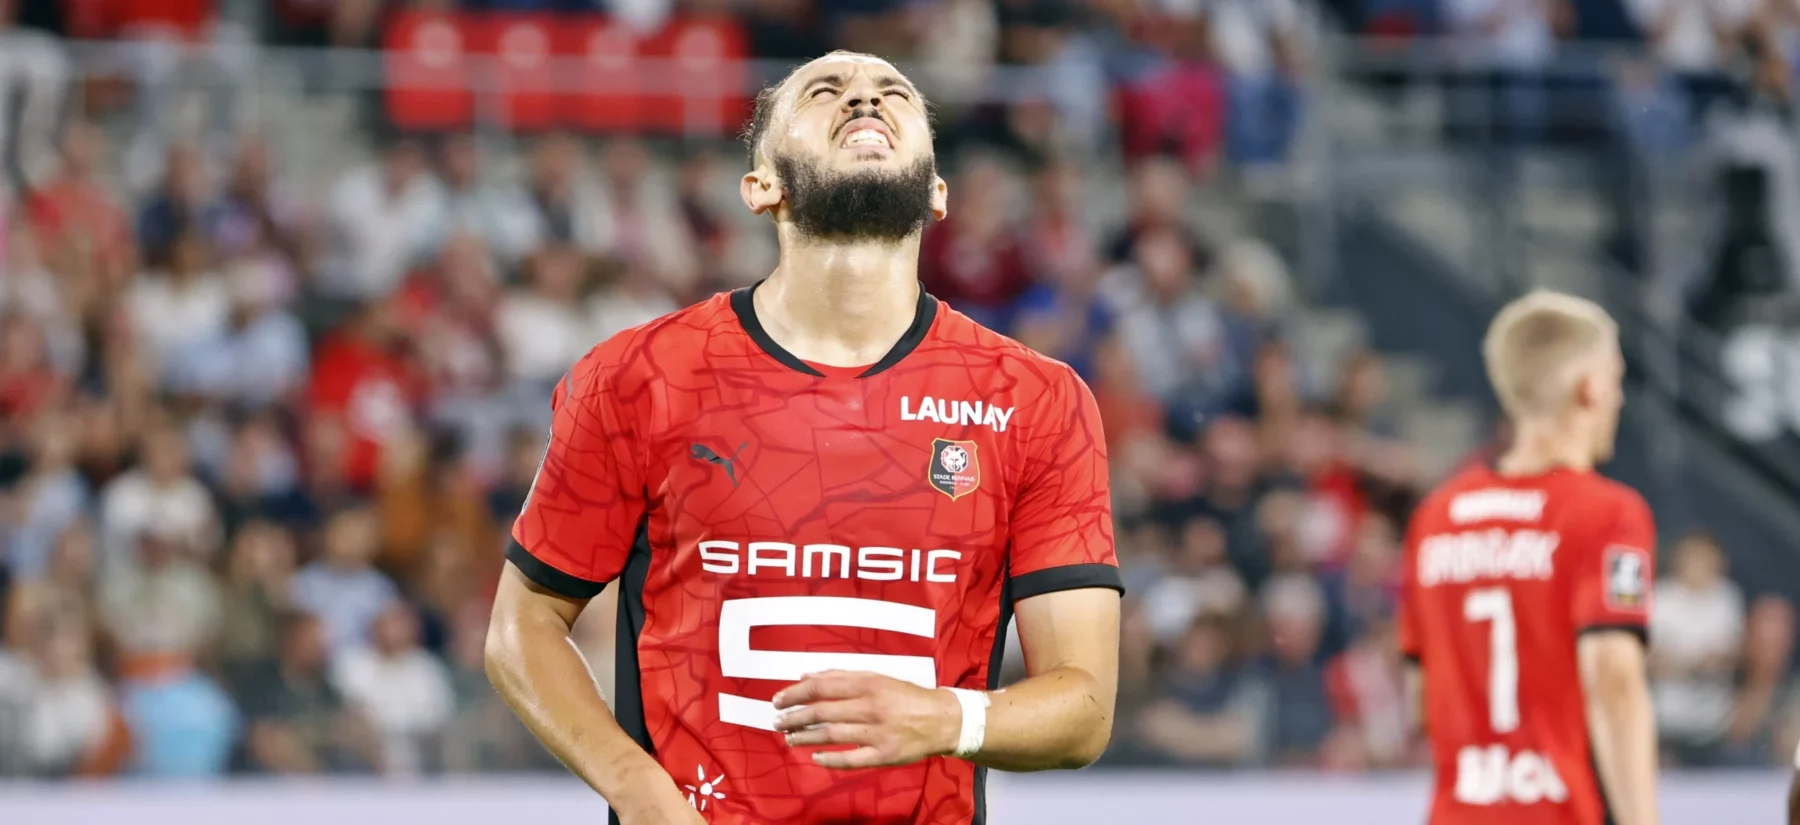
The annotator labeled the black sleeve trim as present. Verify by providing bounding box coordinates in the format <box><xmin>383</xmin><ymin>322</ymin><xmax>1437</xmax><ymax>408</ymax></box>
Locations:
<box><xmin>506</xmin><ymin>539</ymin><xmax>608</xmax><ymax>600</ymax></box>
<box><xmin>1402</xmin><ymin>653</ymin><xmax>1421</xmax><ymax>667</ymax></box>
<box><xmin>1577</xmin><ymin>623</ymin><xmax>1649</xmax><ymax>646</ymax></box>
<box><xmin>1009</xmin><ymin>563</ymin><xmax>1125</xmax><ymax>602</ymax></box>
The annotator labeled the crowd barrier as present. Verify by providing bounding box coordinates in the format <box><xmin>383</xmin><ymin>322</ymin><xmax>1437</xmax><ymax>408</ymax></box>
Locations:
<box><xmin>1</xmin><ymin>771</ymin><xmax>1787</xmax><ymax>824</ymax></box>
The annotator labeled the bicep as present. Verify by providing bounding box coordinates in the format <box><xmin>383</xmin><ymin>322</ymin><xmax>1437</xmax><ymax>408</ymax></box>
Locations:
<box><xmin>1577</xmin><ymin>629</ymin><xmax>1649</xmax><ymax>699</ymax></box>
<box><xmin>1012</xmin><ymin>587</ymin><xmax>1121</xmax><ymax>685</ymax></box>
<box><xmin>490</xmin><ymin>561</ymin><xmax>590</xmax><ymax>637</ymax></box>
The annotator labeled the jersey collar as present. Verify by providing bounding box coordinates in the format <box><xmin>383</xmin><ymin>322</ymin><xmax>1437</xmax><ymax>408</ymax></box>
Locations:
<box><xmin>730</xmin><ymin>280</ymin><xmax>939</xmax><ymax>379</ymax></box>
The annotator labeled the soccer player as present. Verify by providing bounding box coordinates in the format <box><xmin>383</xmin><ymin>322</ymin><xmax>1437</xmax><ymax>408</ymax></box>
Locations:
<box><xmin>484</xmin><ymin>52</ymin><xmax>1122</xmax><ymax>825</ymax></box>
<box><xmin>1400</xmin><ymin>291</ymin><xmax>1660</xmax><ymax>825</ymax></box>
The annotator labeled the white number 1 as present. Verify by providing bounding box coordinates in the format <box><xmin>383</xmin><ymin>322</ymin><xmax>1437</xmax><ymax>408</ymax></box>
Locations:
<box><xmin>1464</xmin><ymin>588</ymin><xmax>1520</xmax><ymax>733</ymax></box>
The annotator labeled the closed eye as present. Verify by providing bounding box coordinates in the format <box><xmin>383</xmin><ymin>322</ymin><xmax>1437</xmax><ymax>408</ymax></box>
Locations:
<box><xmin>809</xmin><ymin>85</ymin><xmax>838</xmax><ymax>99</ymax></box>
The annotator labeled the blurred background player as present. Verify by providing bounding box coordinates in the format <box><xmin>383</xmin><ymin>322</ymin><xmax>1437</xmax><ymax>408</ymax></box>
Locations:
<box><xmin>484</xmin><ymin>52</ymin><xmax>1122</xmax><ymax>825</ymax></box>
<box><xmin>1400</xmin><ymin>291</ymin><xmax>1659</xmax><ymax>825</ymax></box>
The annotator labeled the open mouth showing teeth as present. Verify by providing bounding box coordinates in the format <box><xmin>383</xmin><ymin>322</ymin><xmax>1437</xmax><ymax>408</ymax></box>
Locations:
<box><xmin>843</xmin><ymin>129</ymin><xmax>891</xmax><ymax>149</ymax></box>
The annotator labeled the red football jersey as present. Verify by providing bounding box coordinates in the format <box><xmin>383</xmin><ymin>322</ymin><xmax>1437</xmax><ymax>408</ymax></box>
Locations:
<box><xmin>510</xmin><ymin>286</ymin><xmax>1121</xmax><ymax>825</ymax></box>
<box><xmin>1400</xmin><ymin>464</ymin><xmax>1656</xmax><ymax>825</ymax></box>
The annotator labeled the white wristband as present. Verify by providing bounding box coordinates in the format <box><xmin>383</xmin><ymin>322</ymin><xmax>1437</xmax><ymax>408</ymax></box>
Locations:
<box><xmin>946</xmin><ymin>688</ymin><xmax>990</xmax><ymax>760</ymax></box>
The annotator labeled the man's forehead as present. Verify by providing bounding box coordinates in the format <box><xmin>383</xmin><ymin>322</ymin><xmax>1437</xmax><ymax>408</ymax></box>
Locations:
<box><xmin>782</xmin><ymin>56</ymin><xmax>913</xmax><ymax>100</ymax></box>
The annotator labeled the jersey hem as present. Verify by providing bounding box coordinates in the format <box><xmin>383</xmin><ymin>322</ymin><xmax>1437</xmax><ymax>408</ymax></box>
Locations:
<box><xmin>506</xmin><ymin>538</ymin><xmax>608</xmax><ymax>600</ymax></box>
<box><xmin>1010</xmin><ymin>563</ymin><xmax>1125</xmax><ymax>601</ymax></box>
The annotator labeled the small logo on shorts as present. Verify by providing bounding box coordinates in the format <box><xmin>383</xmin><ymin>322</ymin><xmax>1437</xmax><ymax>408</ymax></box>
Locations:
<box><xmin>928</xmin><ymin>438</ymin><xmax>980</xmax><ymax>500</ymax></box>
<box><xmin>1604</xmin><ymin>546</ymin><xmax>1649</xmax><ymax>610</ymax></box>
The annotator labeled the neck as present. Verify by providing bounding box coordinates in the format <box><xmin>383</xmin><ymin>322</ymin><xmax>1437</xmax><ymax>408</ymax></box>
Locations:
<box><xmin>755</xmin><ymin>229</ymin><xmax>923</xmax><ymax>368</ymax></box>
<box><xmin>1496</xmin><ymin>417</ymin><xmax>1595</xmax><ymax>476</ymax></box>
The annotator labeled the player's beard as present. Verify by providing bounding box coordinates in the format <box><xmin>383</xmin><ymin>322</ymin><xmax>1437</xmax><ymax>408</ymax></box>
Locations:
<box><xmin>776</xmin><ymin>153</ymin><xmax>937</xmax><ymax>243</ymax></box>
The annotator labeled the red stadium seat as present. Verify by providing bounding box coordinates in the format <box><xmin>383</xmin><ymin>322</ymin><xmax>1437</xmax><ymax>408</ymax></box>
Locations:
<box><xmin>564</xmin><ymin>17</ymin><xmax>645</xmax><ymax>133</ymax></box>
<box><xmin>639</xmin><ymin>18</ymin><xmax>749</xmax><ymax>137</ymax></box>
<box><xmin>384</xmin><ymin>11</ymin><xmax>476</xmax><ymax>133</ymax></box>
<box><xmin>480</xmin><ymin>15</ymin><xmax>559</xmax><ymax>133</ymax></box>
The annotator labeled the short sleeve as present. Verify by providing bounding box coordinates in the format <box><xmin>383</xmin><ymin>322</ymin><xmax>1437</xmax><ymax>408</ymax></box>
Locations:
<box><xmin>1571</xmin><ymin>491</ymin><xmax>1656</xmax><ymax>641</ymax></box>
<box><xmin>1007</xmin><ymin>364</ymin><xmax>1122</xmax><ymax>601</ymax></box>
<box><xmin>1397</xmin><ymin>510</ymin><xmax>1426</xmax><ymax>663</ymax></box>
<box><xmin>507</xmin><ymin>357</ymin><xmax>647</xmax><ymax>599</ymax></box>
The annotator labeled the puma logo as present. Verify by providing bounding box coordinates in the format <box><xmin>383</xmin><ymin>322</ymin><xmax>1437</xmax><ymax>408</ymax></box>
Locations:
<box><xmin>690</xmin><ymin>442</ymin><xmax>749</xmax><ymax>488</ymax></box>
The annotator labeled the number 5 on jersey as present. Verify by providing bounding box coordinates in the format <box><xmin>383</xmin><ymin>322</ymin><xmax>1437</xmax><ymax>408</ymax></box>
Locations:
<box><xmin>716</xmin><ymin>596</ymin><xmax>939</xmax><ymax>731</ymax></box>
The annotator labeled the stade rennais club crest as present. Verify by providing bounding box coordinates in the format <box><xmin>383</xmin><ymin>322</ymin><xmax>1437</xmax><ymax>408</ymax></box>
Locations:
<box><xmin>928</xmin><ymin>438</ymin><xmax>980</xmax><ymax>500</ymax></box>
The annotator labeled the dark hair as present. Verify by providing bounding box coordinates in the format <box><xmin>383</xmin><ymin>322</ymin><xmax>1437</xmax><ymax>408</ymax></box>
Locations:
<box><xmin>743</xmin><ymin>82</ymin><xmax>783</xmax><ymax>169</ymax></box>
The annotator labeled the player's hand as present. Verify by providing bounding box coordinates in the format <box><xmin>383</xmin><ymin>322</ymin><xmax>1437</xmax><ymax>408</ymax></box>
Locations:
<box><xmin>772</xmin><ymin>670</ymin><xmax>961</xmax><ymax>770</ymax></box>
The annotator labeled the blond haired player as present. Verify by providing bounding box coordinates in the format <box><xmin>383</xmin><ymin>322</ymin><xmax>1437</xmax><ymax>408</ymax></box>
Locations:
<box><xmin>1400</xmin><ymin>290</ymin><xmax>1661</xmax><ymax>825</ymax></box>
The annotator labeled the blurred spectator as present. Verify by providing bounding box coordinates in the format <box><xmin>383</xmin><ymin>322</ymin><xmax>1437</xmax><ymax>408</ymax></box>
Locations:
<box><xmin>590</xmin><ymin>262</ymin><xmax>681</xmax><ymax>344</ymax></box>
<box><xmin>1650</xmin><ymin>530</ymin><xmax>1745</xmax><ymax>762</ymax></box>
<box><xmin>218</xmin><ymin>522</ymin><xmax>298</xmax><ymax>691</ymax></box>
<box><xmin>1139</xmin><ymin>517</ymin><xmax>1249</xmax><ymax>645</ymax></box>
<box><xmin>26</xmin><ymin>122</ymin><xmax>134</xmax><ymax>284</ymax></box>
<box><xmin>214</xmin><ymin>131</ymin><xmax>306</xmax><ymax>264</ymax></box>
<box><xmin>1250</xmin><ymin>573</ymin><xmax>1337</xmax><ymax>766</ymax></box>
<box><xmin>919</xmin><ymin>156</ymin><xmax>1033</xmax><ymax>330</ymax></box>
<box><xmin>330</xmin><ymin>601</ymin><xmax>454</xmax><ymax>776</ymax></box>
<box><xmin>593</xmin><ymin>138</ymin><xmax>699</xmax><ymax>296</ymax></box>
<box><xmin>1104</xmin><ymin>157</ymin><xmax>1212</xmax><ymax>269</ymax></box>
<box><xmin>1204</xmin><ymin>0</ymin><xmax>1307</xmax><ymax>166</ymax></box>
<box><xmin>1724</xmin><ymin>593</ymin><xmax>1794</xmax><ymax>763</ymax></box>
<box><xmin>432</xmin><ymin>134</ymin><xmax>540</xmax><ymax>269</ymax></box>
<box><xmin>171</xmin><ymin>256</ymin><xmax>311</xmax><ymax>408</ymax></box>
<box><xmin>213</xmin><ymin>413</ymin><xmax>306</xmax><ymax>531</ymax></box>
<box><xmin>97</xmin><ymin>526</ymin><xmax>223</xmax><ymax>673</ymax></box>
<box><xmin>128</xmin><ymin>228</ymin><xmax>231</xmax><ymax>385</ymax></box>
<box><xmin>1442</xmin><ymin>0</ymin><xmax>1574</xmax><ymax>145</ymax></box>
<box><xmin>497</xmin><ymin>245</ymin><xmax>595</xmax><ymax>391</ymax></box>
<box><xmin>305</xmin><ymin>299</ymin><xmax>424</xmax><ymax>492</ymax></box>
<box><xmin>290</xmin><ymin>507</ymin><xmax>398</xmax><ymax>656</ymax></box>
<box><xmin>0</xmin><ymin>1</ymin><xmax>69</xmax><ymax>189</ymax></box>
<box><xmin>137</xmin><ymin>146</ymin><xmax>221</xmax><ymax>265</ymax></box>
<box><xmin>1103</xmin><ymin>226</ymin><xmax>1240</xmax><ymax>429</ymax></box>
<box><xmin>239</xmin><ymin>612</ymin><xmax>378</xmax><ymax>774</ymax></box>
<box><xmin>97</xmin><ymin>423</ymin><xmax>220</xmax><ymax>565</ymax></box>
<box><xmin>1116</xmin><ymin>10</ymin><xmax>1227</xmax><ymax>174</ymax></box>
<box><xmin>1135</xmin><ymin>614</ymin><xmax>1262</xmax><ymax>766</ymax></box>
<box><xmin>521</xmin><ymin>133</ymin><xmax>600</xmax><ymax>252</ymax></box>
<box><xmin>322</xmin><ymin>138</ymin><xmax>445</xmax><ymax>301</ymax></box>
<box><xmin>102</xmin><ymin>527</ymin><xmax>237</xmax><ymax>778</ymax></box>
<box><xmin>2</xmin><ymin>415</ymin><xmax>88</xmax><ymax>579</ymax></box>
<box><xmin>1626</xmin><ymin>0</ymin><xmax>1752</xmax><ymax>133</ymax></box>
<box><xmin>21</xmin><ymin>612</ymin><xmax>128</xmax><ymax>777</ymax></box>
<box><xmin>1323</xmin><ymin>619</ymin><xmax>1409</xmax><ymax>770</ymax></box>
<box><xmin>1320</xmin><ymin>512</ymin><xmax>1402</xmax><ymax>657</ymax></box>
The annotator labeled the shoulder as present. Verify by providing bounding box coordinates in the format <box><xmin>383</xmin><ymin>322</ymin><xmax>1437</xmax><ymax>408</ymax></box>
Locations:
<box><xmin>1569</xmin><ymin>474</ymin><xmax>1653</xmax><ymax>525</ymax></box>
<box><xmin>936</xmin><ymin>302</ymin><xmax>1092</xmax><ymax>401</ymax></box>
<box><xmin>568</xmin><ymin>291</ymin><xmax>734</xmax><ymax>399</ymax></box>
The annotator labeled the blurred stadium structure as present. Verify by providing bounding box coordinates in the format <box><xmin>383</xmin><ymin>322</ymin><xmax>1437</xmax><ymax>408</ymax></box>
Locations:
<box><xmin>4</xmin><ymin>0</ymin><xmax>1800</xmax><ymax>817</ymax></box>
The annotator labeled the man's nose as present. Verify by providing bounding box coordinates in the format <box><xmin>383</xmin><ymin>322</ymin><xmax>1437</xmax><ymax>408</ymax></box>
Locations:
<box><xmin>842</xmin><ymin>83</ymin><xmax>883</xmax><ymax>111</ymax></box>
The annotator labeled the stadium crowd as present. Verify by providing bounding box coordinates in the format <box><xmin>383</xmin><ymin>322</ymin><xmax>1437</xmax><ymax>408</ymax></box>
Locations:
<box><xmin>0</xmin><ymin>0</ymin><xmax>1793</xmax><ymax>782</ymax></box>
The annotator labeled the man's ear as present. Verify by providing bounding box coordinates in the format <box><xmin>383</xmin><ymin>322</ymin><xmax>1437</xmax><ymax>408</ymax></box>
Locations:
<box><xmin>930</xmin><ymin>175</ymin><xmax>948</xmax><ymax>222</ymax></box>
<box><xmin>742</xmin><ymin>166</ymin><xmax>784</xmax><ymax>217</ymax></box>
<box><xmin>1570</xmin><ymin>366</ymin><xmax>1600</xmax><ymax>412</ymax></box>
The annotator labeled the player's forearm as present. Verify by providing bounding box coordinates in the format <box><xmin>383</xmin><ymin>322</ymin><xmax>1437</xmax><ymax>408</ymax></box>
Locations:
<box><xmin>485</xmin><ymin>609</ymin><xmax>676</xmax><ymax>806</ymax></box>
<box><xmin>967</xmin><ymin>664</ymin><xmax>1114</xmax><ymax>771</ymax></box>
<box><xmin>1585</xmin><ymin>678</ymin><xmax>1660</xmax><ymax>825</ymax></box>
